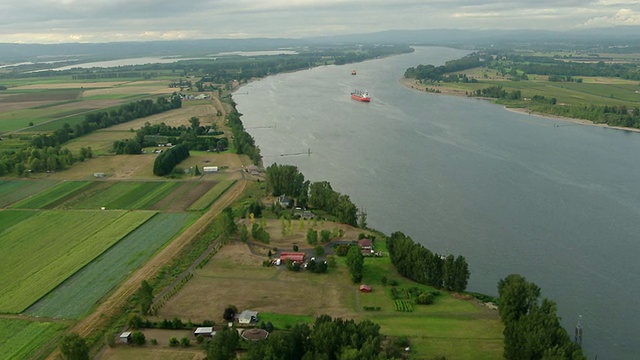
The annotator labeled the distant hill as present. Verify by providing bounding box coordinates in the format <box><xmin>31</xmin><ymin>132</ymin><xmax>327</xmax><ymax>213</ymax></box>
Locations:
<box><xmin>2</xmin><ymin>26</ymin><xmax>640</xmax><ymax>63</ymax></box>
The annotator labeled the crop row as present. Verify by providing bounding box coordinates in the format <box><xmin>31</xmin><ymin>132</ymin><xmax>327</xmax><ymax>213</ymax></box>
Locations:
<box><xmin>0</xmin><ymin>318</ymin><xmax>66</xmax><ymax>360</ymax></box>
<box><xmin>0</xmin><ymin>210</ymin><xmax>155</xmax><ymax>313</ymax></box>
<box><xmin>54</xmin><ymin>181</ymin><xmax>184</xmax><ymax>210</ymax></box>
<box><xmin>26</xmin><ymin>212</ymin><xmax>195</xmax><ymax>319</ymax></box>
<box><xmin>10</xmin><ymin>181</ymin><xmax>90</xmax><ymax>209</ymax></box>
<box><xmin>188</xmin><ymin>180</ymin><xmax>235</xmax><ymax>211</ymax></box>
<box><xmin>394</xmin><ymin>300</ymin><xmax>414</xmax><ymax>312</ymax></box>
<box><xmin>0</xmin><ymin>180</ymin><xmax>60</xmax><ymax>208</ymax></box>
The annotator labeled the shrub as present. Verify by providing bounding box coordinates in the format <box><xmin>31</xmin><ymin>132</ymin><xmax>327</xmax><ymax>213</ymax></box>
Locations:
<box><xmin>196</xmin><ymin>335</ymin><xmax>205</xmax><ymax>344</ymax></box>
<box><xmin>131</xmin><ymin>331</ymin><xmax>146</xmax><ymax>345</ymax></box>
<box><xmin>169</xmin><ymin>337</ymin><xmax>179</xmax><ymax>347</ymax></box>
<box><xmin>417</xmin><ymin>292</ymin><xmax>434</xmax><ymax>305</ymax></box>
<box><xmin>151</xmin><ymin>339</ymin><xmax>158</xmax><ymax>345</ymax></box>
<box><xmin>181</xmin><ymin>337</ymin><xmax>190</xmax><ymax>347</ymax></box>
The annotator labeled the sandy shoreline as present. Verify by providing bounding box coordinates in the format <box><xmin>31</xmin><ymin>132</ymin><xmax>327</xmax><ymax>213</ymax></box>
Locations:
<box><xmin>399</xmin><ymin>77</ymin><xmax>640</xmax><ymax>134</ymax></box>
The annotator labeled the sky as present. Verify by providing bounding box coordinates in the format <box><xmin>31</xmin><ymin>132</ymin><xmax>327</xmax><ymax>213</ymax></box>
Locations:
<box><xmin>1</xmin><ymin>0</ymin><xmax>640</xmax><ymax>44</ymax></box>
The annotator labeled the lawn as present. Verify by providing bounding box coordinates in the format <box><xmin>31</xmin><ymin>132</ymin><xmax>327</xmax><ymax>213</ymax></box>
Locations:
<box><xmin>0</xmin><ymin>318</ymin><xmax>67</xmax><ymax>360</ymax></box>
<box><xmin>0</xmin><ymin>210</ymin><xmax>156</xmax><ymax>313</ymax></box>
<box><xmin>26</xmin><ymin>212</ymin><xmax>195</xmax><ymax>319</ymax></box>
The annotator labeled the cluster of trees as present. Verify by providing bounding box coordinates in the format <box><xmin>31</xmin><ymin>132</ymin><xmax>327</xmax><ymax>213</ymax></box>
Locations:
<box><xmin>387</xmin><ymin>231</ymin><xmax>469</xmax><ymax>292</ymax></box>
<box><xmin>498</xmin><ymin>274</ymin><xmax>584</xmax><ymax>359</ymax></box>
<box><xmin>112</xmin><ymin>120</ymin><xmax>227</xmax><ymax>155</ymax></box>
<box><xmin>473</xmin><ymin>86</ymin><xmax>522</xmax><ymax>100</ymax></box>
<box><xmin>530</xmin><ymin>102</ymin><xmax>640</xmax><ymax>129</ymax></box>
<box><xmin>346</xmin><ymin>244</ymin><xmax>364</xmax><ymax>283</ymax></box>
<box><xmin>265</xmin><ymin>164</ymin><xmax>359</xmax><ymax>226</ymax></box>
<box><xmin>404</xmin><ymin>54</ymin><xmax>483</xmax><ymax>82</ymax></box>
<box><xmin>251</xmin><ymin>222</ymin><xmax>270</xmax><ymax>243</ymax></box>
<box><xmin>226</xmin><ymin>104</ymin><xmax>261</xmax><ymax>164</ymax></box>
<box><xmin>207</xmin><ymin>315</ymin><xmax>387</xmax><ymax>360</ymax></box>
<box><xmin>0</xmin><ymin>95</ymin><xmax>181</xmax><ymax>176</ymax></box>
<box><xmin>152</xmin><ymin>144</ymin><xmax>189</xmax><ymax>176</ymax></box>
<box><xmin>32</xmin><ymin>96</ymin><xmax>181</xmax><ymax>150</ymax></box>
<box><xmin>265</xmin><ymin>163</ymin><xmax>307</xmax><ymax>201</ymax></box>
<box><xmin>548</xmin><ymin>75</ymin><xmax>583</xmax><ymax>83</ymax></box>
<box><xmin>136</xmin><ymin>280</ymin><xmax>154</xmax><ymax>315</ymax></box>
<box><xmin>71</xmin><ymin>71</ymin><xmax>158</xmax><ymax>80</ymax></box>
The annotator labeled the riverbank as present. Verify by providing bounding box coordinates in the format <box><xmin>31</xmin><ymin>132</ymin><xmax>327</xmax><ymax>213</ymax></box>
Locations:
<box><xmin>399</xmin><ymin>77</ymin><xmax>640</xmax><ymax>134</ymax></box>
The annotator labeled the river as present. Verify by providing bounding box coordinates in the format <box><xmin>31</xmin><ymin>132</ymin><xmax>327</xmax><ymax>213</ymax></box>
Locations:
<box><xmin>234</xmin><ymin>46</ymin><xmax>640</xmax><ymax>359</ymax></box>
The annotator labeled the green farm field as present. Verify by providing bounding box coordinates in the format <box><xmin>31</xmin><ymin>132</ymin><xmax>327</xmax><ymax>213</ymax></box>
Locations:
<box><xmin>55</xmin><ymin>180</ymin><xmax>183</xmax><ymax>210</ymax></box>
<box><xmin>413</xmin><ymin>68</ymin><xmax>640</xmax><ymax>109</ymax></box>
<box><xmin>0</xmin><ymin>318</ymin><xmax>67</xmax><ymax>360</ymax></box>
<box><xmin>0</xmin><ymin>210</ymin><xmax>155</xmax><ymax>313</ymax></box>
<box><xmin>187</xmin><ymin>179</ymin><xmax>235</xmax><ymax>211</ymax></box>
<box><xmin>9</xmin><ymin>180</ymin><xmax>91</xmax><ymax>209</ymax></box>
<box><xmin>0</xmin><ymin>179</ymin><xmax>59</xmax><ymax>208</ymax></box>
<box><xmin>26</xmin><ymin>212</ymin><xmax>196</xmax><ymax>319</ymax></box>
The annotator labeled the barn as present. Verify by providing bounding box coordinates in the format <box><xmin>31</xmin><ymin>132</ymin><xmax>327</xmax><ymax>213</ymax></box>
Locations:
<box><xmin>280</xmin><ymin>252</ymin><xmax>305</xmax><ymax>263</ymax></box>
<box><xmin>359</xmin><ymin>284</ymin><xmax>372</xmax><ymax>293</ymax></box>
<box><xmin>194</xmin><ymin>327</ymin><xmax>216</xmax><ymax>337</ymax></box>
<box><xmin>203</xmin><ymin>166</ymin><xmax>219</xmax><ymax>173</ymax></box>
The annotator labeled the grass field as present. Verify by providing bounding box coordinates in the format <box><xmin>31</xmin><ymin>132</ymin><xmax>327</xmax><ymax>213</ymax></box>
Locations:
<box><xmin>0</xmin><ymin>318</ymin><xmax>66</xmax><ymax>360</ymax></box>
<box><xmin>9</xmin><ymin>180</ymin><xmax>91</xmax><ymax>209</ymax></box>
<box><xmin>26</xmin><ymin>212</ymin><xmax>195</xmax><ymax>319</ymax></box>
<box><xmin>0</xmin><ymin>180</ymin><xmax>60</xmax><ymax>208</ymax></box>
<box><xmin>0</xmin><ymin>210</ymin><xmax>155</xmax><ymax>313</ymax></box>
<box><xmin>410</xmin><ymin>68</ymin><xmax>640</xmax><ymax>109</ymax></box>
<box><xmin>152</xmin><ymin>228</ymin><xmax>503</xmax><ymax>359</ymax></box>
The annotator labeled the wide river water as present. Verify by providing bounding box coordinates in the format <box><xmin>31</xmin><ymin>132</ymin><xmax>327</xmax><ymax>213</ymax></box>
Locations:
<box><xmin>234</xmin><ymin>46</ymin><xmax>640</xmax><ymax>359</ymax></box>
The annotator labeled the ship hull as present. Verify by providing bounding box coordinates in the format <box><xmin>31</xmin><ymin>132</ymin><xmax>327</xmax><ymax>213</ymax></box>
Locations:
<box><xmin>351</xmin><ymin>94</ymin><xmax>370</xmax><ymax>102</ymax></box>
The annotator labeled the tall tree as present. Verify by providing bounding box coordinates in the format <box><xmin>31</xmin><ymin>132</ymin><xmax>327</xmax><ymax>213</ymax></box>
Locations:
<box><xmin>59</xmin><ymin>333</ymin><xmax>89</xmax><ymax>360</ymax></box>
<box><xmin>346</xmin><ymin>245</ymin><xmax>364</xmax><ymax>283</ymax></box>
<box><xmin>137</xmin><ymin>280</ymin><xmax>154</xmax><ymax>314</ymax></box>
<box><xmin>206</xmin><ymin>326</ymin><xmax>240</xmax><ymax>360</ymax></box>
<box><xmin>497</xmin><ymin>274</ymin><xmax>540</xmax><ymax>325</ymax></box>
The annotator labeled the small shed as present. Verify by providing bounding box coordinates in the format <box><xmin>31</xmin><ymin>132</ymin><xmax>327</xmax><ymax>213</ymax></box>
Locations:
<box><xmin>238</xmin><ymin>310</ymin><xmax>259</xmax><ymax>324</ymax></box>
<box><xmin>93</xmin><ymin>172</ymin><xmax>105</xmax><ymax>178</ymax></box>
<box><xmin>359</xmin><ymin>284</ymin><xmax>372</xmax><ymax>293</ymax></box>
<box><xmin>119</xmin><ymin>332</ymin><xmax>132</xmax><ymax>344</ymax></box>
<box><xmin>194</xmin><ymin>327</ymin><xmax>216</xmax><ymax>337</ymax></box>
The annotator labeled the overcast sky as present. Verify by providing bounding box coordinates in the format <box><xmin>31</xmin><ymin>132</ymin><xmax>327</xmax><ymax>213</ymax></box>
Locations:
<box><xmin>1</xmin><ymin>0</ymin><xmax>639</xmax><ymax>44</ymax></box>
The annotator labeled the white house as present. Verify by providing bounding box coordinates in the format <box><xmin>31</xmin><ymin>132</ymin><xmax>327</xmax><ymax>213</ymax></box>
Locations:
<box><xmin>238</xmin><ymin>310</ymin><xmax>258</xmax><ymax>324</ymax></box>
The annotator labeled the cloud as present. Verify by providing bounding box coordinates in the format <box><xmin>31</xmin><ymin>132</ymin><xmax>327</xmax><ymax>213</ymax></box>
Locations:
<box><xmin>0</xmin><ymin>0</ymin><xmax>639</xmax><ymax>43</ymax></box>
<box><xmin>582</xmin><ymin>8</ymin><xmax>640</xmax><ymax>26</ymax></box>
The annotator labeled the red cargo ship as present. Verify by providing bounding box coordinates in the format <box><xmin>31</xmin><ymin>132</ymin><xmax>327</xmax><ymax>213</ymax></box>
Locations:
<box><xmin>351</xmin><ymin>90</ymin><xmax>370</xmax><ymax>102</ymax></box>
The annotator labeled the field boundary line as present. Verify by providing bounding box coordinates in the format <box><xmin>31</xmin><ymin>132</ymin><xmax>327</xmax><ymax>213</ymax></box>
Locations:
<box><xmin>55</xmin><ymin>179</ymin><xmax>247</xmax><ymax>351</ymax></box>
<box><xmin>23</xmin><ymin>211</ymin><xmax>159</xmax><ymax>316</ymax></box>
